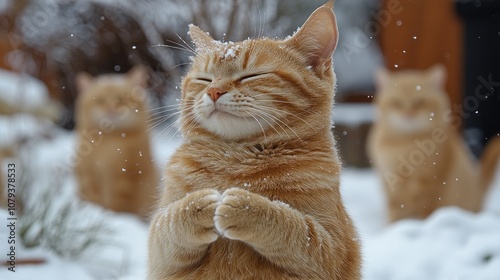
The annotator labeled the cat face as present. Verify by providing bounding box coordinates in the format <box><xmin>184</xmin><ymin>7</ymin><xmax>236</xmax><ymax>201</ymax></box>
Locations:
<box><xmin>76</xmin><ymin>66</ymin><xmax>148</xmax><ymax>130</ymax></box>
<box><xmin>180</xmin><ymin>5</ymin><xmax>339</xmax><ymax>141</ymax></box>
<box><xmin>183</xmin><ymin>40</ymin><xmax>308</xmax><ymax>141</ymax></box>
<box><xmin>375</xmin><ymin>66</ymin><xmax>449</xmax><ymax>134</ymax></box>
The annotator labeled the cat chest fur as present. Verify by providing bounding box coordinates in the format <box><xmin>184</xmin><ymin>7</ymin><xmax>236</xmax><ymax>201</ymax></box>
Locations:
<box><xmin>166</xmin><ymin>142</ymin><xmax>340</xmax><ymax>194</ymax></box>
<box><xmin>172</xmin><ymin>240</ymin><xmax>304</xmax><ymax>280</ymax></box>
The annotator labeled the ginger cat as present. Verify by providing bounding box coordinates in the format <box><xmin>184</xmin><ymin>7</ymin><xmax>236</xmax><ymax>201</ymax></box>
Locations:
<box><xmin>74</xmin><ymin>65</ymin><xmax>158</xmax><ymax>219</ymax></box>
<box><xmin>367</xmin><ymin>65</ymin><xmax>500</xmax><ymax>222</ymax></box>
<box><xmin>147</xmin><ymin>2</ymin><xmax>360</xmax><ymax>280</ymax></box>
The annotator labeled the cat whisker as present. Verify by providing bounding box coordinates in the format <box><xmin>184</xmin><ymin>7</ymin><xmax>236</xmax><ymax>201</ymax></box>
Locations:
<box><xmin>254</xmin><ymin>102</ymin><xmax>314</xmax><ymax>130</ymax></box>
<box><xmin>146</xmin><ymin>105</ymin><xmax>190</xmax><ymax>121</ymax></box>
<box><xmin>244</xmin><ymin>107</ymin><xmax>289</xmax><ymax>138</ymax></box>
<box><xmin>152</xmin><ymin>110</ymin><xmax>196</xmax><ymax>143</ymax></box>
<box><xmin>148</xmin><ymin>119</ymin><xmax>173</xmax><ymax>134</ymax></box>
<box><xmin>147</xmin><ymin>107</ymin><xmax>181</xmax><ymax>119</ymax></box>
<box><xmin>154</xmin><ymin>37</ymin><xmax>197</xmax><ymax>55</ymax></box>
<box><xmin>147</xmin><ymin>112</ymin><xmax>181</xmax><ymax>131</ymax></box>
<box><xmin>241</xmin><ymin>108</ymin><xmax>267</xmax><ymax>139</ymax></box>
<box><xmin>147</xmin><ymin>103</ymin><xmax>182</xmax><ymax>114</ymax></box>
<box><xmin>174</xmin><ymin>32</ymin><xmax>198</xmax><ymax>55</ymax></box>
<box><xmin>147</xmin><ymin>104</ymin><xmax>181</xmax><ymax>111</ymax></box>
<box><xmin>147</xmin><ymin>104</ymin><xmax>197</xmax><ymax>131</ymax></box>
<box><xmin>147</xmin><ymin>116</ymin><xmax>178</xmax><ymax>128</ymax></box>
<box><xmin>147</xmin><ymin>106</ymin><xmax>181</xmax><ymax>116</ymax></box>
<box><xmin>178</xmin><ymin>113</ymin><xmax>201</xmax><ymax>139</ymax></box>
<box><xmin>151</xmin><ymin>43</ymin><xmax>196</xmax><ymax>55</ymax></box>
<box><xmin>257</xmin><ymin>107</ymin><xmax>301</xmax><ymax>140</ymax></box>
<box><xmin>153</xmin><ymin>122</ymin><xmax>178</xmax><ymax>143</ymax></box>
<box><xmin>148</xmin><ymin>101</ymin><xmax>193</xmax><ymax>112</ymax></box>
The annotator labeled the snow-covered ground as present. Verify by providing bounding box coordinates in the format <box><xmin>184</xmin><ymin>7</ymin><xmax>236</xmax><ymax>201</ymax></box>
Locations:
<box><xmin>1</xmin><ymin>121</ymin><xmax>499</xmax><ymax>280</ymax></box>
<box><xmin>0</xmin><ymin>72</ymin><xmax>499</xmax><ymax>279</ymax></box>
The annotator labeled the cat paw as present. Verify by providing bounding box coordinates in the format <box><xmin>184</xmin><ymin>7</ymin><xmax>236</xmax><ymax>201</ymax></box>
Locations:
<box><xmin>181</xmin><ymin>189</ymin><xmax>221</xmax><ymax>244</ymax></box>
<box><xmin>214</xmin><ymin>188</ymin><xmax>267</xmax><ymax>241</ymax></box>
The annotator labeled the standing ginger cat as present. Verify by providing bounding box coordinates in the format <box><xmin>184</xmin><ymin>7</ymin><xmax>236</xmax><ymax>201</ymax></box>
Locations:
<box><xmin>368</xmin><ymin>65</ymin><xmax>500</xmax><ymax>222</ymax></box>
<box><xmin>74</xmin><ymin>65</ymin><xmax>158</xmax><ymax>219</ymax></box>
<box><xmin>148</xmin><ymin>2</ymin><xmax>361</xmax><ymax>280</ymax></box>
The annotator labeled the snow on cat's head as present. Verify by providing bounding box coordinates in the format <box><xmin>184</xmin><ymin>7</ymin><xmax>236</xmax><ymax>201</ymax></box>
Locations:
<box><xmin>187</xmin><ymin>24</ymin><xmax>246</xmax><ymax>61</ymax></box>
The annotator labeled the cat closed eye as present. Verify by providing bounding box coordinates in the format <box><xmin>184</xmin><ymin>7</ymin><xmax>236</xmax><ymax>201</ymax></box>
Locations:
<box><xmin>195</xmin><ymin>77</ymin><xmax>213</xmax><ymax>83</ymax></box>
<box><xmin>239</xmin><ymin>73</ymin><xmax>267</xmax><ymax>82</ymax></box>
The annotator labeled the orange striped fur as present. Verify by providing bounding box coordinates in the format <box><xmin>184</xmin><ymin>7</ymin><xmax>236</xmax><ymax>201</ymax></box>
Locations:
<box><xmin>148</xmin><ymin>2</ymin><xmax>361</xmax><ymax>280</ymax></box>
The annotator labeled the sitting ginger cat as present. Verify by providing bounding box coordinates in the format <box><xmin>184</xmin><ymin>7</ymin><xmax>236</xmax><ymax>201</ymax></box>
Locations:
<box><xmin>74</xmin><ymin>65</ymin><xmax>158</xmax><ymax>219</ymax></box>
<box><xmin>147</xmin><ymin>2</ymin><xmax>360</xmax><ymax>280</ymax></box>
<box><xmin>368</xmin><ymin>65</ymin><xmax>500</xmax><ymax>222</ymax></box>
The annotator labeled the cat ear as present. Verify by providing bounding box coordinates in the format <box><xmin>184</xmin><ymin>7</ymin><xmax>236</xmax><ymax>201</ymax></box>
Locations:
<box><xmin>427</xmin><ymin>64</ymin><xmax>446</xmax><ymax>89</ymax></box>
<box><xmin>128</xmin><ymin>65</ymin><xmax>149</xmax><ymax>88</ymax></box>
<box><xmin>286</xmin><ymin>1</ymin><xmax>338</xmax><ymax>70</ymax></box>
<box><xmin>75</xmin><ymin>72</ymin><xmax>94</xmax><ymax>93</ymax></box>
<box><xmin>188</xmin><ymin>24</ymin><xmax>215</xmax><ymax>50</ymax></box>
<box><xmin>375</xmin><ymin>67</ymin><xmax>391</xmax><ymax>90</ymax></box>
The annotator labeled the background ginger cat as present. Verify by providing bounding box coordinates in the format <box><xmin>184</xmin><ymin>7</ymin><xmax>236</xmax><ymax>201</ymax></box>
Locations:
<box><xmin>368</xmin><ymin>65</ymin><xmax>500</xmax><ymax>222</ymax></box>
<box><xmin>147</xmin><ymin>2</ymin><xmax>361</xmax><ymax>280</ymax></box>
<box><xmin>74</xmin><ymin>65</ymin><xmax>158</xmax><ymax>219</ymax></box>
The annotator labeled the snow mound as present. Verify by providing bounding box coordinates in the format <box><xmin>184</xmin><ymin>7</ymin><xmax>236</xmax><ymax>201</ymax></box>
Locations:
<box><xmin>364</xmin><ymin>207</ymin><xmax>500</xmax><ymax>280</ymax></box>
<box><xmin>0</xmin><ymin>69</ymin><xmax>49</xmax><ymax>109</ymax></box>
<box><xmin>0</xmin><ymin>114</ymin><xmax>48</xmax><ymax>146</ymax></box>
<box><xmin>0</xmin><ymin>70</ymin><xmax>60</xmax><ymax>146</ymax></box>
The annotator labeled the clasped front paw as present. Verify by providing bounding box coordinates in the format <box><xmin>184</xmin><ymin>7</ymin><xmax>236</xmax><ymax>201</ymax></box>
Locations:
<box><xmin>214</xmin><ymin>188</ymin><xmax>259</xmax><ymax>240</ymax></box>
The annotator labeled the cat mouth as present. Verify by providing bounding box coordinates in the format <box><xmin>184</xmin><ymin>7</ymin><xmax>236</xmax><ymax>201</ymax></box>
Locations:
<box><xmin>196</xmin><ymin>104</ymin><xmax>269</xmax><ymax>139</ymax></box>
<box><xmin>208</xmin><ymin>107</ymin><xmax>242</xmax><ymax>119</ymax></box>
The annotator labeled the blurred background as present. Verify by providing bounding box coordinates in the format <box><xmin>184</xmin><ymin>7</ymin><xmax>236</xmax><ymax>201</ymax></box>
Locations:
<box><xmin>1</xmin><ymin>0</ymin><xmax>498</xmax><ymax>166</ymax></box>
<box><xmin>0</xmin><ymin>0</ymin><xmax>499</xmax><ymax>279</ymax></box>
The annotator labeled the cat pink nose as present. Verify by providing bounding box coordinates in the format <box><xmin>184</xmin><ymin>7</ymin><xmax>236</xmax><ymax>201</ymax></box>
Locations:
<box><xmin>207</xmin><ymin>87</ymin><xmax>227</xmax><ymax>102</ymax></box>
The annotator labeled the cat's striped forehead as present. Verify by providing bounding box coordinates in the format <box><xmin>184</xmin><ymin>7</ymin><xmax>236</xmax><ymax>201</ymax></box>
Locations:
<box><xmin>190</xmin><ymin>39</ymin><xmax>291</xmax><ymax>76</ymax></box>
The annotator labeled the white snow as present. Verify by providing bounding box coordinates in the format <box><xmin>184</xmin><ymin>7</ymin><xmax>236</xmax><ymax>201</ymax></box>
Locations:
<box><xmin>0</xmin><ymin>70</ymin><xmax>58</xmax><ymax>147</ymax></box>
<box><xmin>223</xmin><ymin>47</ymin><xmax>237</xmax><ymax>59</ymax></box>
<box><xmin>195</xmin><ymin>39</ymin><xmax>243</xmax><ymax>60</ymax></box>
<box><xmin>0</xmin><ymin>69</ymin><xmax>50</xmax><ymax>110</ymax></box>
<box><xmin>1</xmin><ymin>75</ymin><xmax>500</xmax><ymax>279</ymax></box>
